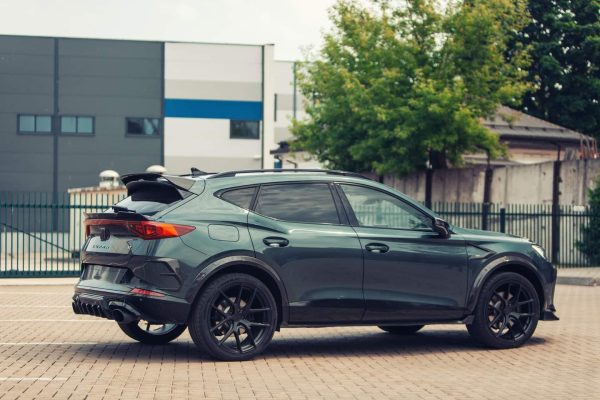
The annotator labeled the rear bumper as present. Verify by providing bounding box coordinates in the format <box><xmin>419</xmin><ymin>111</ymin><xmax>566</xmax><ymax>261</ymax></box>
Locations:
<box><xmin>73</xmin><ymin>284</ymin><xmax>191</xmax><ymax>324</ymax></box>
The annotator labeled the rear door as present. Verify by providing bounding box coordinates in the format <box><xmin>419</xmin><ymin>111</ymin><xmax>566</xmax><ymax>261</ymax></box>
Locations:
<box><xmin>337</xmin><ymin>183</ymin><xmax>469</xmax><ymax>323</ymax></box>
<box><xmin>247</xmin><ymin>182</ymin><xmax>364</xmax><ymax>324</ymax></box>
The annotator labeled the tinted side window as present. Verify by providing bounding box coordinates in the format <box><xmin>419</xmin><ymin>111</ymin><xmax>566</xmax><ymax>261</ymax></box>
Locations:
<box><xmin>220</xmin><ymin>186</ymin><xmax>256</xmax><ymax>209</ymax></box>
<box><xmin>255</xmin><ymin>183</ymin><xmax>340</xmax><ymax>224</ymax></box>
<box><xmin>340</xmin><ymin>184</ymin><xmax>431</xmax><ymax>230</ymax></box>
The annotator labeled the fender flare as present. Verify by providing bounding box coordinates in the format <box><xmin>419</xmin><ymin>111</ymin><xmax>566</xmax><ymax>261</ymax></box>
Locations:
<box><xmin>186</xmin><ymin>255</ymin><xmax>289</xmax><ymax>325</ymax></box>
<box><xmin>466</xmin><ymin>254</ymin><xmax>546</xmax><ymax>313</ymax></box>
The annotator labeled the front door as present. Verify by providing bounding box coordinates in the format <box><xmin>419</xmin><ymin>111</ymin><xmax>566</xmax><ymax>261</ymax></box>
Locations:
<box><xmin>337</xmin><ymin>183</ymin><xmax>469</xmax><ymax>323</ymax></box>
<box><xmin>247</xmin><ymin>182</ymin><xmax>364</xmax><ymax>324</ymax></box>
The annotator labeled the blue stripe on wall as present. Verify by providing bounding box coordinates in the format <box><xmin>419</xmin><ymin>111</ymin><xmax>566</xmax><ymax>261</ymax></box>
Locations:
<box><xmin>164</xmin><ymin>99</ymin><xmax>263</xmax><ymax>120</ymax></box>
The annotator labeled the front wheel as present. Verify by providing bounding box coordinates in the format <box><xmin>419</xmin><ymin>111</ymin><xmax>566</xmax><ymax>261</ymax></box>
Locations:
<box><xmin>467</xmin><ymin>272</ymin><xmax>540</xmax><ymax>349</ymax></box>
<box><xmin>118</xmin><ymin>320</ymin><xmax>187</xmax><ymax>345</ymax></box>
<box><xmin>188</xmin><ymin>273</ymin><xmax>278</xmax><ymax>361</ymax></box>
<box><xmin>378</xmin><ymin>325</ymin><xmax>424</xmax><ymax>335</ymax></box>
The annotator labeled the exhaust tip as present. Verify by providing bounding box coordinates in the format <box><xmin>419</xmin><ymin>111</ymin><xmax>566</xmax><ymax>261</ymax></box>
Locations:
<box><xmin>112</xmin><ymin>309</ymin><xmax>125</xmax><ymax>322</ymax></box>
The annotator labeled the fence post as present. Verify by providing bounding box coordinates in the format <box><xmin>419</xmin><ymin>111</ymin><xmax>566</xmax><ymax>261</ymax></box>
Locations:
<box><xmin>551</xmin><ymin>160</ymin><xmax>561</xmax><ymax>264</ymax></box>
<box><xmin>481</xmin><ymin>164</ymin><xmax>493</xmax><ymax>231</ymax></box>
<box><xmin>500</xmin><ymin>208</ymin><xmax>506</xmax><ymax>233</ymax></box>
<box><xmin>425</xmin><ymin>168</ymin><xmax>433</xmax><ymax>209</ymax></box>
<box><xmin>481</xmin><ymin>203</ymin><xmax>490</xmax><ymax>231</ymax></box>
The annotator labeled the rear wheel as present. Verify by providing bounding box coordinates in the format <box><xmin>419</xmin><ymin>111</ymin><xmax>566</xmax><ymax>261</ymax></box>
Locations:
<box><xmin>188</xmin><ymin>273</ymin><xmax>278</xmax><ymax>361</ymax></box>
<box><xmin>378</xmin><ymin>325</ymin><xmax>424</xmax><ymax>335</ymax></box>
<box><xmin>467</xmin><ymin>272</ymin><xmax>540</xmax><ymax>349</ymax></box>
<box><xmin>118</xmin><ymin>320</ymin><xmax>187</xmax><ymax>345</ymax></box>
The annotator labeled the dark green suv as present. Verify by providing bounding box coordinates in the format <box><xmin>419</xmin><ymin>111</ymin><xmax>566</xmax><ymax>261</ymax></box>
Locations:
<box><xmin>73</xmin><ymin>169</ymin><xmax>558</xmax><ymax>361</ymax></box>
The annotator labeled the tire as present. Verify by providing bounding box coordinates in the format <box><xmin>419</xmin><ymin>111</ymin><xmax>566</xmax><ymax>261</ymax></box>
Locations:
<box><xmin>378</xmin><ymin>325</ymin><xmax>424</xmax><ymax>335</ymax></box>
<box><xmin>188</xmin><ymin>273</ymin><xmax>278</xmax><ymax>361</ymax></box>
<box><xmin>118</xmin><ymin>321</ymin><xmax>187</xmax><ymax>345</ymax></box>
<box><xmin>467</xmin><ymin>272</ymin><xmax>540</xmax><ymax>349</ymax></box>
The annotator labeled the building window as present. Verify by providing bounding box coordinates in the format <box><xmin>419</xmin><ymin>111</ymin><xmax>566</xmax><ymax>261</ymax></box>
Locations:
<box><xmin>18</xmin><ymin>115</ymin><xmax>52</xmax><ymax>133</ymax></box>
<box><xmin>230</xmin><ymin>120</ymin><xmax>260</xmax><ymax>139</ymax></box>
<box><xmin>60</xmin><ymin>116</ymin><xmax>94</xmax><ymax>135</ymax></box>
<box><xmin>126</xmin><ymin>118</ymin><xmax>160</xmax><ymax>136</ymax></box>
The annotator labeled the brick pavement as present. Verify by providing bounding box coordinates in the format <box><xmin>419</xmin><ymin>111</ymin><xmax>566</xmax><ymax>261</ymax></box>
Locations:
<box><xmin>0</xmin><ymin>284</ymin><xmax>598</xmax><ymax>399</ymax></box>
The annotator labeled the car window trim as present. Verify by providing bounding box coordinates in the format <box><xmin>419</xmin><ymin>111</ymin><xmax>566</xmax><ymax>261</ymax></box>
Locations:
<box><xmin>334</xmin><ymin>182</ymin><xmax>435</xmax><ymax>232</ymax></box>
<box><xmin>251</xmin><ymin>181</ymin><xmax>347</xmax><ymax>226</ymax></box>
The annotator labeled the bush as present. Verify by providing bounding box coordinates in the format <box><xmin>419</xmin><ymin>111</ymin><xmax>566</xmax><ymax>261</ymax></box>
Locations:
<box><xmin>577</xmin><ymin>180</ymin><xmax>600</xmax><ymax>264</ymax></box>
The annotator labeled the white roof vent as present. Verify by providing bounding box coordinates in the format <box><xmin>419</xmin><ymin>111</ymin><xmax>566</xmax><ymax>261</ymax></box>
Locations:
<box><xmin>146</xmin><ymin>165</ymin><xmax>167</xmax><ymax>175</ymax></box>
<box><xmin>99</xmin><ymin>170</ymin><xmax>120</xmax><ymax>188</ymax></box>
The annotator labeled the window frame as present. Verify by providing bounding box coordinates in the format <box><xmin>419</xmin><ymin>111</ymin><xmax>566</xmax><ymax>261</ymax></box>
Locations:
<box><xmin>125</xmin><ymin>117</ymin><xmax>161</xmax><ymax>138</ymax></box>
<box><xmin>59</xmin><ymin>115</ymin><xmax>95</xmax><ymax>136</ymax></box>
<box><xmin>238</xmin><ymin>181</ymin><xmax>348</xmax><ymax>226</ymax></box>
<box><xmin>334</xmin><ymin>182</ymin><xmax>435</xmax><ymax>232</ymax></box>
<box><xmin>230</xmin><ymin>120</ymin><xmax>260</xmax><ymax>140</ymax></box>
<box><xmin>17</xmin><ymin>114</ymin><xmax>53</xmax><ymax>135</ymax></box>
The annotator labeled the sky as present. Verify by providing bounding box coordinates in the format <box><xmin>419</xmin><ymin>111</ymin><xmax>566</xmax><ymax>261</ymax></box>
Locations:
<box><xmin>0</xmin><ymin>0</ymin><xmax>338</xmax><ymax>60</ymax></box>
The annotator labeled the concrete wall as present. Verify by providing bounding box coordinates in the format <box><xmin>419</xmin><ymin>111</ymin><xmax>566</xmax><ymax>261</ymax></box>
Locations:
<box><xmin>384</xmin><ymin>159</ymin><xmax>600</xmax><ymax>205</ymax></box>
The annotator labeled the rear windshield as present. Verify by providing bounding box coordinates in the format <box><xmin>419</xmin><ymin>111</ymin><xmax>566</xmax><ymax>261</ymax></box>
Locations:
<box><xmin>114</xmin><ymin>181</ymin><xmax>190</xmax><ymax>216</ymax></box>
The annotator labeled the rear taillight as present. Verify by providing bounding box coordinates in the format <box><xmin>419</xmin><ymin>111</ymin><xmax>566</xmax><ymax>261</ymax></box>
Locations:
<box><xmin>126</xmin><ymin>221</ymin><xmax>195</xmax><ymax>240</ymax></box>
<box><xmin>84</xmin><ymin>219</ymin><xmax>195</xmax><ymax>240</ymax></box>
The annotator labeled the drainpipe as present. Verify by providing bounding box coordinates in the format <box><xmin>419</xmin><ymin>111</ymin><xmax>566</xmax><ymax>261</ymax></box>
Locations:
<box><xmin>551</xmin><ymin>142</ymin><xmax>562</xmax><ymax>264</ymax></box>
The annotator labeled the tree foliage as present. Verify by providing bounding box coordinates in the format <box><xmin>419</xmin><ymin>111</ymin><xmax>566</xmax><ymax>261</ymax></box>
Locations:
<box><xmin>517</xmin><ymin>0</ymin><xmax>600</xmax><ymax>138</ymax></box>
<box><xmin>292</xmin><ymin>0</ymin><xmax>531</xmax><ymax>175</ymax></box>
<box><xmin>577</xmin><ymin>180</ymin><xmax>600</xmax><ymax>264</ymax></box>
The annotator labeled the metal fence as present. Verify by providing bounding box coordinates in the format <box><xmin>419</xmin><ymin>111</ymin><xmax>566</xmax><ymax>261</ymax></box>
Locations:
<box><xmin>431</xmin><ymin>202</ymin><xmax>592</xmax><ymax>267</ymax></box>
<box><xmin>0</xmin><ymin>192</ymin><xmax>596</xmax><ymax>277</ymax></box>
<box><xmin>0</xmin><ymin>192</ymin><xmax>125</xmax><ymax>277</ymax></box>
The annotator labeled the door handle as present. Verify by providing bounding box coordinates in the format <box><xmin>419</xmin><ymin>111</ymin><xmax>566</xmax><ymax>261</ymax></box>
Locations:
<box><xmin>365</xmin><ymin>243</ymin><xmax>389</xmax><ymax>254</ymax></box>
<box><xmin>263</xmin><ymin>237</ymin><xmax>289</xmax><ymax>248</ymax></box>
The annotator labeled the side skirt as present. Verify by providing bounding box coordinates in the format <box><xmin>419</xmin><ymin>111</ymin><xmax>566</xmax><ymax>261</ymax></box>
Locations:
<box><xmin>282</xmin><ymin>315</ymin><xmax>474</xmax><ymax>328</ymax></box>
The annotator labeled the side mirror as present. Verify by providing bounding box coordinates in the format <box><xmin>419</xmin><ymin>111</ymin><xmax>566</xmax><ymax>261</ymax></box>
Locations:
<box><xmin>433</xmin><ymin>217</ymin><xmax>450</xmax><ymax>238</ymax></box>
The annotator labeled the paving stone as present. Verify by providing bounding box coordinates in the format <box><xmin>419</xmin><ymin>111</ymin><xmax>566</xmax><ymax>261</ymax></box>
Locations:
<box><xmin>0</xmin><ymin>285</ymin><xmax>598</xmax><ymax>399</ymax></box>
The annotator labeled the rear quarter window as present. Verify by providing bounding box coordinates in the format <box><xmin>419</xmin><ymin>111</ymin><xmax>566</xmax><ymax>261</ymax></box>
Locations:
<box><xmin>219</xmin><ymin>186</ymin><xmax>257</xmax><ymax>209</ymax></box>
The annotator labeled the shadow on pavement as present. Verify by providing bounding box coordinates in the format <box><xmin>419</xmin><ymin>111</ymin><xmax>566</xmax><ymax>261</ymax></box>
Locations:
<box><xmin>66</xmin><ymin>328</ymin><xmax>548</xmax><ymax>362</ymax></box>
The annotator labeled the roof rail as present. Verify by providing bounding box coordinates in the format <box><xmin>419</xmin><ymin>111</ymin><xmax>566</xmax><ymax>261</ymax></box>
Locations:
<box><xmin>207</xmin><ymin>169</ymin><xmax>373</xmax><ymax>180</ymax></box>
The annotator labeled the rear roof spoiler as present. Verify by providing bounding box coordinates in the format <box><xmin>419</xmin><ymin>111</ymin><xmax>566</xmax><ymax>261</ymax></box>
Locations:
<box><xmin>120</xmin><ymin>173</ymin><xmax>197</xmax><ymax>191</ymax></box>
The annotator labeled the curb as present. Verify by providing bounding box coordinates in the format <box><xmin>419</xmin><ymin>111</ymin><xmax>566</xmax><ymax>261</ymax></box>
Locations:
<box><xmin>557</xmin><ymin>276</ymin><xmax>598</xmax><ymax>287</ymax></box>
<box><xmin>0</xmin><ymin>278</ymin><xmax>78</xmax><ymax>287</ymax></box>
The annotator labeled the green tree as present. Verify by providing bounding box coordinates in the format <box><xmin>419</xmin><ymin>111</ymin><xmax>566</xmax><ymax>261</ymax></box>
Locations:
<box><xmin>292</xmin><ymin>0</ymin><xmax>531</xmax><ymax>175</ymax></box>
<box><xmin>577</xmin><ymin>180</ymin><xmax>600</xmax><ymax>264</ymax></box>
<box><xmin>517</xmin><ymin>0</ymin><xmax>600</xmax><ymax>138</ymax></box>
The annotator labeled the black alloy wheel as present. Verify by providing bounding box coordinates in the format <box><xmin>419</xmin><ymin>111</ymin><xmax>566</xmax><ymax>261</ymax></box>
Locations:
<box><xmin>118</xmin><ymin>320</ymin><xmax>187</xmax><ymax>345</ymax></box>
<box><xmin>468</xmin><ymin>272</ymin><xmax>540</xmax><ymax>349</ymax></box>
<box><xmin>189</xmin><ymin>273</ymin><xmax>277</xmax><ymax>361</ymax></box>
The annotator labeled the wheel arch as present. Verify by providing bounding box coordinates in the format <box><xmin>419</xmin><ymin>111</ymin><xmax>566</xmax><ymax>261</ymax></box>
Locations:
<box><xmin>467</xmin><ymin>255</ymin><xmax>546</xmax><ymax>317</ymax></box>
<box><xmin>187</xmin><ymin>255</ymin><xmax>289</xmax><ymax>328</ymax></box>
